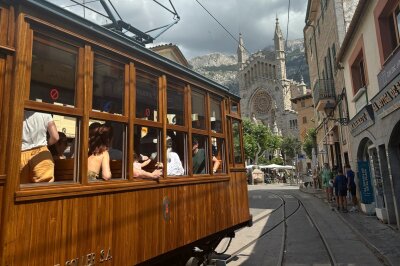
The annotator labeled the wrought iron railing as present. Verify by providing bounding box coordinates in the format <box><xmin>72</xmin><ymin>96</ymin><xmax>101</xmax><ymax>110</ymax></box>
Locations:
<box><xmin>313</xmin><ymin>79</ymin><xmax>336</xmax><ymax>105</ymax></box>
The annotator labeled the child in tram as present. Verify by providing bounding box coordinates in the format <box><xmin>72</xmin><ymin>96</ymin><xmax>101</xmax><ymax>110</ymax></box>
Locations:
<box><xmin>87</xmin><ymin>124</ymin><xmax>112</xmax><ymax>181</ymax></box>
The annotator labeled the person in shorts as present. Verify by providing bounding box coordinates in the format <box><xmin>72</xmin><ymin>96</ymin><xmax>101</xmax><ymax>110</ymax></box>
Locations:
<box><xmin>334</xmin><ymin>168</ymin><xmax>348</xmax><ymax>212</ymax></box>
<box><xmin>21</xmin><ymin>111</ymin><xmax>59</xmax><ymax>183</ymax></box>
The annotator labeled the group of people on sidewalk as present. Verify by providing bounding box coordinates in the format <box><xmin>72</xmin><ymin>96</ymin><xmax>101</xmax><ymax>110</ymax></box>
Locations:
<box><xmin>316</xmin><ymin>164</ymin><xmax>358</xmax><ymax>213</ymax></box>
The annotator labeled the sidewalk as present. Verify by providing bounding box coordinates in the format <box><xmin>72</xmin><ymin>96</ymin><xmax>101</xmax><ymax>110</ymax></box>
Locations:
<box><xmin>300</xmin><ymin>186</ymin><xmax>400</xmax><ymax>266</ymax></box>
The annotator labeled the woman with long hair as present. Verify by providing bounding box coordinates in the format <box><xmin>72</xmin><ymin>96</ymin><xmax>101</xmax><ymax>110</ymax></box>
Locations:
<box><xmin>87</xmin><ymin>123</ymin><xmax>112</xmax><ymax>181</ymax></box>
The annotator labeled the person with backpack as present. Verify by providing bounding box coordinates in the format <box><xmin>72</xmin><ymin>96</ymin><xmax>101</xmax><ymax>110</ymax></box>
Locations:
<box><xmin>346</xmin><ymin>165</ymin><xmax>358</xmax><ymax>212</ymax></box>
<box><xmin>334</xmin><ymin>168</ymin><xmax>348</xmax><ymax>212</ymax></box>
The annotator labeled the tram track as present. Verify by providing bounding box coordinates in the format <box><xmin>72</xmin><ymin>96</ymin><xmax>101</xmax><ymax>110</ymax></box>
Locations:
<box><xmin>222</xmin><ymin>191</ymin><xmax>336</xmax><ymax>266</ymax></box>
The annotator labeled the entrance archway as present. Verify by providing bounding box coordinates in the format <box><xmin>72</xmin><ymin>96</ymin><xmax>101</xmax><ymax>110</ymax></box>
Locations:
<box><xmin>388</xmin><ymin>121</ymin><xmax>400</xmax><ymax>228</ymax></box>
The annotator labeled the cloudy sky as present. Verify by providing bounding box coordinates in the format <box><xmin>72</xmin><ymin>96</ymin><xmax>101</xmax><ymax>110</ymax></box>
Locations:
<box><xmin>47</xmin><ymin>0</ymin><xmax>308</xmax><ymax>59</ymax></box>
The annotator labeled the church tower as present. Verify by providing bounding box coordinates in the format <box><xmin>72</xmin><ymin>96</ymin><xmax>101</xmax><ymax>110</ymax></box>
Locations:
<box><xmin>274</xmin><ymin>18</ymin><xmax>286</xmax><ymax>80</ymax></box>
<box><xmin>237</xmin><ymin>33</ymin><xmax>247</xmax><ymax>70</ymax></box>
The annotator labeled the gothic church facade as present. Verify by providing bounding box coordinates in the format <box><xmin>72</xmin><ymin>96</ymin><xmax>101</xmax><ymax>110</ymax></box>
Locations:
<box><xmin>237</xmin><ymin>19</ymin><xmax>303</xmax><ymax>138</ymax></box>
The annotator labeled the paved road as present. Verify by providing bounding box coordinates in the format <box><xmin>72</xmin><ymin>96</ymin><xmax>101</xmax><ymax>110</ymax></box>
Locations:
<box><xmin>215</xmin><ymin>184</ymin><xmax>385</xmax><ymax>266</ymax></box>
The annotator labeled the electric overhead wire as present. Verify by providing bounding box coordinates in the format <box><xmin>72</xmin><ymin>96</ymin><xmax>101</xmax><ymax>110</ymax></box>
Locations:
<box><xmin>194</xmin><ymin>0</ymin><xmax>251</xmax><ymax>55</ymax></box>
<box><xmin>63</xmin><ymin>0</ymin><xmax>100</xmax><ymax>9</ymax></box>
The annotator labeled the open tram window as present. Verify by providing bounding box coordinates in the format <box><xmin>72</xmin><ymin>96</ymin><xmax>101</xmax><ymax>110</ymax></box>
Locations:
<box><xmin>191</xmin><ymin>90</ymin><xmax>206</xmax><ymax>129</ymax></box>
<box><xmin>167</xmin><ymin>80</ymin><xmax>185</xmax><ymax>126</ymax></box>
<box><xmin>92</xmin><ymin>55</ymin><xmax>125</xmax><ymax>115</ymax></box>
<box><xmin>30</xmin><ymin>33</ymin><xmax>78</xmax><ymax>107</ymax></box>
<box><xmin>211</xmin><ymin>137</ymin><xmax>225</xmax><ymax>174</ymax></box>
<box><xmin>192</xmin><ymin>134</ymin><xmax>209</xmax><ymax>175</ymax></box>
<box><xmin>210</xmin><ymin>97</ymin><xmax>222</xmax><ymax>133</ymax></box>
<box><xmin>20</xmin><ymin>110</ymin><xmax>79</xmax><ymax>185</ymax></box>
<box><xmin>232</xmin><ymin>119</ymin><xmax>243</xmax><ymax>164</ymax></box>
<box><xmin>88</xmin><ymin>119</ymin><xmax>126</xmax><ymax>181</ymax></box>
<box><xmin>166</xmin><ymin>130</ymin><xmax>187</xmax><ymax>176</ymax></box>
<box><xmin>136</xmin><ymin>70</ymin><xmax>159</xmax><ymax>121</ymax></box>
<box><xmin>133</xmin><ymin>125</ymin><xmax>163</xmax><ymax>178</ymax></box>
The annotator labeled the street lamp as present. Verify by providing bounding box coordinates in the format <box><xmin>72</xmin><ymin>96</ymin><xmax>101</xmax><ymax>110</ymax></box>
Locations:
<box><xmin>324</xmin><ymin>101</ymin><xmax>348</xmax><ymax>125</ymax></box>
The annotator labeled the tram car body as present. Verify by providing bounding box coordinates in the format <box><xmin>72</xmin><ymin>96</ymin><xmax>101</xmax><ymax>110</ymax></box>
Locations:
<box><xmin>0</xmin><ymin>0</ymin><xmax>251</xmax><ymax>265</ymax></box>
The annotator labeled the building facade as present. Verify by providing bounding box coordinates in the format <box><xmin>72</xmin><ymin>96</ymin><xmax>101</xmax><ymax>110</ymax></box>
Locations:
<box><xmin>337</xmin><ymin>0</ymin><xmax>400</xmax><ymax>229</ymax></box>
<box><xmin>291</xmin><ymin>81</ymin><xmax>315</xmax><ymax>174</ymax></box>
<box><xmin>237</xmin><ymin>19</ymin><xmax>299</xmax><ymax>138</ymax></box>
<box><xmin>304</xmin><ymin>0</ymin><xmax>359</xmax><ymax>172</ymax></box>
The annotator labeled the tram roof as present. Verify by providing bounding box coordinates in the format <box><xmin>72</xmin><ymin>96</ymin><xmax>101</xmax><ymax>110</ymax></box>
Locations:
<box><xmin>22</xmin><ymin>0</ymin><xmax>240</xmax><ymax>99</ymax></box>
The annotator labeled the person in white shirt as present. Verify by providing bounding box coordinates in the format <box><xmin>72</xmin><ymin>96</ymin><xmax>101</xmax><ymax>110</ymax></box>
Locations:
<box><xmin>20</xmin><ymin>111</ymin><xmax>59</xmax><ymax>183</ymax></box>
<box><xmin>166</xmin><ymin>137</ymin><xmax>184</xmax><ymax>176</ymax></box>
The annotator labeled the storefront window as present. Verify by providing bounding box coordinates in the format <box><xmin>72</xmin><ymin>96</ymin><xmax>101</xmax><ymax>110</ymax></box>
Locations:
<box><xmin>30</xmin><ymin>34</ymin><xmax>77</xmax><ymax>107</ymax></box>
<box><xmin>92</xmin><ymin>55</ymin><xmax>125</xmax><ymax>115</ymax></box>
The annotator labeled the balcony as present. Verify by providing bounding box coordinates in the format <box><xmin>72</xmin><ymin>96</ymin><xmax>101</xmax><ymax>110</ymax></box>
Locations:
<box><xmin>313</xmin><ymin>79</ymin><xmax>336</xmax><ymax>111</ymax></box>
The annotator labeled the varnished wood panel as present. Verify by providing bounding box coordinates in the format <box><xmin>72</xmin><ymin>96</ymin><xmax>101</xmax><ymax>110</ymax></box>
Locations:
<box><xmin>3</xmin><ymin>171</ymin><xmax>249</xmax><ymax>265</ymax></box>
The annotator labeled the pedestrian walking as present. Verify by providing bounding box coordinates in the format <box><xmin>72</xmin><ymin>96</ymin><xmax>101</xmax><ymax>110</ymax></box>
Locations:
<box><xmin>346</xmin><ymin>165</ymin><xmax>358</xmax><ymax>212</ymax></box>
<box><xmin>334</xmin><ymin>168</ymin><xmax>348</xmax><ymax>212</ymax></box>
<box><xmin>321</xmin><ymin>163</ymin><xmax>332</xmax><ymax>202</ymax></box>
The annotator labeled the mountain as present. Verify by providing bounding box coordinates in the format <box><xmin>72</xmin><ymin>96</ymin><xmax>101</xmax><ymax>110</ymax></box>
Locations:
<box><xmin>189</xmin><ymin>38</ymin><xmax>309</xmax><ymax>95</ymax></box>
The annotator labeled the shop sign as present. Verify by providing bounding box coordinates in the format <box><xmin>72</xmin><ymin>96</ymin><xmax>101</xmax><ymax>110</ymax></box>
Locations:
<box><xmin>378</xmin><ymin>49</ymin><xmax>400</xmax><ymax>89</ymax></box>
<box><xmin>349</xmin><ymin>105</ymin><xmax>374</xmax><ymax>137</ymax></box>
<box><xmin>371</xmin><ymin>76</ymin><xmax>400</xmax><ymax>118</ymax></box>
<box><xmin>357</xmin><ymin>161</ymin><xmax>374</xmax><ymax>204</ymax></box>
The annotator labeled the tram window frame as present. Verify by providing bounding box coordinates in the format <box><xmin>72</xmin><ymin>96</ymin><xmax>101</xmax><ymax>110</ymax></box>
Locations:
<box><xmin>209</xmin><ymin>96</ymin><xmax>223</xmax><ymax>134</ymax></box>
<box><xmin>191</xmin><ymin>89</ymin><xmax>207</xmax><ymax>130</ymax></box>
<box><xmin>88</xmin><ymin>51</ymin><xmax>130</xmax><ymax>182</ymax></box>
<box><xmin>28</xmin><ymin>32</ymin><xmax>80</xmax><ymax>108</ymax></box>
<box><xmin>166</xmin><ymin>79</ymin><xmax>186</xmax><ymax>127</ymax></box>
<box><xmin>230</xmin><ymin>118</ymin><xmax>244</xmax><ymax>167</ymax></box>
<box><xmin>135</xmin><ymin>69</ymin><xmax>160</xmax><ymax>122</ymax></box>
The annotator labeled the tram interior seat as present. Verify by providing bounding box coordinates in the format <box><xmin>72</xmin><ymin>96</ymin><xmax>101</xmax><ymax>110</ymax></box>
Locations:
<box><xmin>110</xmin><ymin>160</ymin><xmax>122</xmax><ymax>179</ymax></box>
<box><xmin>54</xmin><ymin>159</ymin><xmax>74</xmax><ymax>182</ymax></box>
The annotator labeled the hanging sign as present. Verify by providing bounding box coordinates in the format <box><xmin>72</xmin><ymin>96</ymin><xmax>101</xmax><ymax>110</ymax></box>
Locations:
<box><xmin>357</xmin><ymin>161</ymin><xmax>374</xmax><ymax>204</ymax></box>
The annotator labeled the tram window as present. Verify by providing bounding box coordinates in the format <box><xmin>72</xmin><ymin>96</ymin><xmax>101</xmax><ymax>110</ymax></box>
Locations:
<box><xmin>166</xmin><ymin>130</ymin><xmax>187</xmax><ymax>176</ymax></box>
<box><xmin>192</xmin><ymin>134</ymin><xmax>209</xmax><ymax>175</ymax></box>
<box><xmin>136</xmin><ymin>71</ymin><xmax>159</xmax><ymax>121</ymax></box>
<box><xmin>20</xmin><ymin>111</ymin><xmax>79</xmax><ymax>185</ymax></box>
<box><xmin>231</xmin><ymin>101</ymin><xmax>239</xmax><ymax>114</ymax></box>
<box><xmin>211</xmin><ymin>137</ymin><xmax>225</xmax><ymax>174</ymax></box>
<box><xmin>88</xmin><ymin>119</ymin><xmax>126</xmax><ymax>181</ymax></box>
<box><xmin>92</xmin><ymin>55</ymin><xmax>124</xmax><ymax>115</ymax></box>
<box><xmin>191</xmin><ymin>90</ymin><xmax>206</xmax><ymax>129</ymax></box>
<box><xmin>134</xmin><ymin>125</ymin><xmax>163</xmax><ymax>175</ymax></box>
<box><xmin>30</xmin><ymin>35</ymin><xmax>77</xmax><ymax>107</ymax></box>
<box><xmin>167</xmin><ymin>82</ymin><xmax>185</xmax><ymax>126</ymax></box>
<box><xmin>232</xmin><ymin>120</ymin><xmax>243</xmax><ymax>164</ymax></box>
<box><xmin>210</xmin><ymin>98</ymin><xmax>222</xmax><ymax>133</ymax></box>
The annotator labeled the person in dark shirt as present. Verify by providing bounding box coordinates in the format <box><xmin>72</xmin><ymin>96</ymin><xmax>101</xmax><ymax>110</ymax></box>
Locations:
<box><xmin>334</xmin><ymin>168</ymin><xmax>348</xmax><ymax>212</ymax></box>
<box><xmin>346</xmin><ymin>165</ymin><xmax>358</xmax><ymax>212</ymax></box>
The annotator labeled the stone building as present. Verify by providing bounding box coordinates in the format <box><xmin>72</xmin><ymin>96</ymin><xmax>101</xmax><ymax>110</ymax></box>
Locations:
<box><xmin>337</xmin><ymin>0</ymin><xmax>400</xmax><ymax>228</ymax></box>
<box><xmin>237</xmin><ymin>19</ymin><xmax>300</xmax><ymax>138</ymax></box>
<box><xmin>291</xmin><ymin>79</ymin><xmax>315</xmax><ymax>173</ymax></box>
<box><xmin>304</xmin><ymin>0</ymin><xmax>359</xmax><ymax>172</ymax></box>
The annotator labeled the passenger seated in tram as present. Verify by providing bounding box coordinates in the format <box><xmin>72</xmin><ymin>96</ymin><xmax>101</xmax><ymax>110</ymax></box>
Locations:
<box><xmin>166</xmin><ymin>136</ymin><xmax>184</xmax><ymax>176</ymax></box>
<box><xmin>211</xmin><ymin>144</ymin><xmax>221</xmax><ymax>174</ymax></box>
<box><xmin>48</xmin><ymin>132</ymin><xmax>68</xmax><ymax>160</ymax></box>
<box><xmin>192</xmin><ymin>138</ymin><xmax>220</xmax><ymax>174</ymax></box>
<box><xmin>87</xmin><ymin>123</ymin><xmax>112</xmax><ymax>181</ymax></box>
<box><xmin>21</xmin><ymin>111</ymin><xmax>60</xmax><ymax>183</ymax></box>
<box><xmin>133</xmin><ymin>152</ymin><xmax>162</xmax><ymax>179</ymax></box>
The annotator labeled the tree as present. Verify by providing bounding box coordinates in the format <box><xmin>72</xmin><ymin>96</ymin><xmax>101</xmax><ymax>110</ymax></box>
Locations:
<box><xmin>243</xmin><ymin>119</ymin><xmax>282</xmax><ymax>165</ymax></box>
<box><xmin>280</xmin><ymin>136</ymin><xmax>302</xmax><ymax>164</ymax></box>
<box><xmin>303</xmin><ymin>128</ymin><xmax>317</xmax><ymax>159</ymax></box>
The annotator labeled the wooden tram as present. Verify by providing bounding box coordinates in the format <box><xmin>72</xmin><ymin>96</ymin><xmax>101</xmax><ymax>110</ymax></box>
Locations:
<box><xmin>0</xmin><ymin>0</ymin><xmax>251</xmax><ymax>265</ymax></box>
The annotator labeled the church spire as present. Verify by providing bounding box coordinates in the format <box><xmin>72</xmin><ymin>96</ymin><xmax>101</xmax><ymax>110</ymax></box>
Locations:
<box><xmin>274</xmin><ymin>18</ymin><xmax>286</xmax><ymax>80</ymax></box>
<box><xmin>237</xmin><ymin>33</ymin><xmax>247</xmax><ymax>70</ymax></box>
